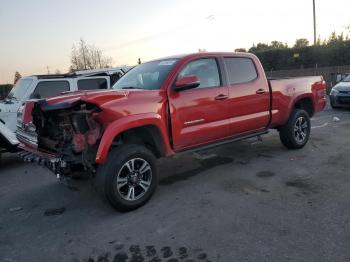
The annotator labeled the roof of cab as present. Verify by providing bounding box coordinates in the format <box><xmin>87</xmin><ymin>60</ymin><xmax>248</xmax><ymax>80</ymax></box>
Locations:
<box><xmin>148</xmin><ymin>52</ymin><xmax>256</xmax><ymax>63</ymax></box>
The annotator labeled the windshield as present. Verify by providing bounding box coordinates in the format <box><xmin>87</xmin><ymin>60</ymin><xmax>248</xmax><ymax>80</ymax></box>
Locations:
<box><xmin>342</xmin><ymin>75</ymin><xmax>350</xmax><ymax>82</ymax></box>
<box><xmin>113</xmin><ymin>59</ymin><xmax>178</xmax><ymax>90</ymax></box>
<box><xmin>7</xmin><ymin>78</ymin><xmax>33</xmax><ymax>100</ymax></box>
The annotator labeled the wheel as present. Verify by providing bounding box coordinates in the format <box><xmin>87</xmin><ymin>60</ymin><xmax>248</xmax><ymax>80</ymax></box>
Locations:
<box><xmin>279</xmin><ymin>109</ymin><xmax>311</xmax><ymax>149</ymax></box>
<box><xmin>330</xmin><ymin>99</ymin><xmax>340</xmax><ymax>109</ymax></box>
<box><xmin>95</xmin><ymin>144</ymin><xmax>158</xmax><ymax>212</ymax></box>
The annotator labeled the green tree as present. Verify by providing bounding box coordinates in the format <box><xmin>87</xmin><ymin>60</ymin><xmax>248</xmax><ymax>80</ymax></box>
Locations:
<box><xmin>294</xmin><ymin>38</ymin><xmax>309</xmax><ymax>48</ymax></box>
<box><xmin>234</xmin><ymin>48</ymin><xmax>247</xmax><ymax>52</ymax></box>
<box><xmin>270</xmin><ymin>41</ymin><xmax>288</xmax><ymax>49</ymax></box>
<box><xmin>249</xmin><ymin>43</ymin><xmax>269</xmax><ymax>53</ymax></box>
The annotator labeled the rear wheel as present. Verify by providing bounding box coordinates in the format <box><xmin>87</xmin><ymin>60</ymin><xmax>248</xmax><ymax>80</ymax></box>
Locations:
<box><xmin>95</xmin><ymin>144</ymin><xmax>157</xmax><ymax>212</ymax></box>
<box><xmin>279</xmin><ymin>109</ymin><xmax>310</xmax><ymax>149</ymax></box>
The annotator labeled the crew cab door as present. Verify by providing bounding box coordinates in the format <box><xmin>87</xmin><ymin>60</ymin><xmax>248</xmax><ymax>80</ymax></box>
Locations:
<box><xmin>168</xmin><ymin>57</ymin><xmax>230</xmax><ymax>151</ymax></box>
<box><xmin>223</xmin><ymin>56</ymin><xmax>270</xmax><ymax>135</ymax></box>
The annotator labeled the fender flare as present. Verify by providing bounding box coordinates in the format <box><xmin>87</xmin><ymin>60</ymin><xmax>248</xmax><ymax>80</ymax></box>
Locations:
<box><xmin>288</xmin><ymin>93</ymin><xmax>315</xmax><ymax>114</ymax></box>
<box><xmin>277</xmin><ymin>93</ymin><xmax>314</xmax><ymax>126</ymax></box>
<box><xmin>95</xmin><ymin>113</ymin><xmax>173</xmax><ymax>164</ymax></box>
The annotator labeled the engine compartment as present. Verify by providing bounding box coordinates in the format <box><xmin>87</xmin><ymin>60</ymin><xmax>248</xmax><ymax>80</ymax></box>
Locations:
<box><xmin>31</xmin><ymin>100</ymin><xmax>102</xmax><ymax>173</ymax></box>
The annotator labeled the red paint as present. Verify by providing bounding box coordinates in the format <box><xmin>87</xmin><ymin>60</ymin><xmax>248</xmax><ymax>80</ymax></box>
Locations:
<box><xmin>19</xmin><ymin>52</ymin><xmax>326</xmax><ymax>164</ymax></box>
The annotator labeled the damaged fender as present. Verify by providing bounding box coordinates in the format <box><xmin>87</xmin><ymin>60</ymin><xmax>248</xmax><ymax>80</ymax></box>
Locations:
<box><xmin>95</xmin><ymin>113</ymin><xmax>173</xmax><ymax>164</ymax></box>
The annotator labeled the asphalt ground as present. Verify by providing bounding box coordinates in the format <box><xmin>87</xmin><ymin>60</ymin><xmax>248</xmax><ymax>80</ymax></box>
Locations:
<box><xmin>1</xmin><ymin>103</ymin><xmax>350</xmax><ymax>262</ymax></box>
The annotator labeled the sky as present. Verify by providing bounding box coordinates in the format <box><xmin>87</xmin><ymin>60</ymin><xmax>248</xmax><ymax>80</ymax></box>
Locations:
<box><xmin>0</xmin><ymin>0</ymin><xmax>349</xmax><ymax>83</ymax></box>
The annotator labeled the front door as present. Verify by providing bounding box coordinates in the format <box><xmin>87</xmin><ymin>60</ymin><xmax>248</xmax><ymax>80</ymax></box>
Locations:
<box><xmin>168</xmin><ymin>58</ymin><xmax>230</xmax><ymax>151</ymax></box>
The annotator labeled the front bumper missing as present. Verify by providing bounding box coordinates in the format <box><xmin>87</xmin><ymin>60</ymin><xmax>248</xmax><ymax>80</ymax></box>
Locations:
<box><xmin>17</xmin><ymin>143</ymin><xmax>67</xmax><ymax>178</ymax></box>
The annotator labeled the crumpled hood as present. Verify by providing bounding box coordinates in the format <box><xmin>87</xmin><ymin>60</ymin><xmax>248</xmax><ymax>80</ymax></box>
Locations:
<box><xmin>333</xmin><ymin>82</ymin><xmax>350</xmax><ymax>92</ymax></box>
<box><xmin>21</xmin><ymin>90</ymin><xmax>131</xmax><ymax>125</ymax></box>
<box><xmin>43</xmin><ymin>89</ymin><xmax>130</xmax><ymax>108</ymax></box>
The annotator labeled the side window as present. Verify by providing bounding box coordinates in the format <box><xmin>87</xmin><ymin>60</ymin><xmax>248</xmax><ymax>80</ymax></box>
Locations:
<box><xmin>224</xmin><ymin>57</ymin><xmax>258</xmax><ymax>84</ymax></box>
<box><xmin>77</xmin><ymin>78</ymin><xmax>108</xmax><ymax>90</ymax></box>
<box><xmin>32</xmin><ymin>81</ymin><xmax>70</xmax><ymax>98</ymax></box>
<box><xmin>178</xmin><ymin>58</ymin><xmax>220</xmax><ymax>89</ymax></box>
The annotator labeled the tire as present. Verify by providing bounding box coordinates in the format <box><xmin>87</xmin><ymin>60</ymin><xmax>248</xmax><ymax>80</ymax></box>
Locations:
<box><xmin>330</xmin><ymin>99</ymin><xmax>340</xmax><ymax>109</ymax></box>
<box><xmin>95</xmin><ymin>144</ymin><xmax>158</xmax><ymax>212</ymax></box>
<box><xmin>279</xmin><ymin>109</ymin><xmax>311</xmax><ymax>149</ymax></box>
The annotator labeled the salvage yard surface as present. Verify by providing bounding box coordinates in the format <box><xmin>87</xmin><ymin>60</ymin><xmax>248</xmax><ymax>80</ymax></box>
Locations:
<box><xmin>1</xmin><ymin>104</ymin><xmax>350</xmax><ymax>262</ymax></box>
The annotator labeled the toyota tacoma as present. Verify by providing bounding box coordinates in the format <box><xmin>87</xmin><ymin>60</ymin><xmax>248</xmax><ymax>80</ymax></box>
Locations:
<box><xmin>17</xmin><ymin>52</ymin><xmax>326</xmax><ymax>211</ymax></box>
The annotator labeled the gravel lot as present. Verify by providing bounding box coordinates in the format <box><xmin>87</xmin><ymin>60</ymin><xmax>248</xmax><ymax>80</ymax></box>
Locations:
<box><xmin>1</xmin><ymin>103</ymin><xmax>350</xmax><ymax>262</ymax></box>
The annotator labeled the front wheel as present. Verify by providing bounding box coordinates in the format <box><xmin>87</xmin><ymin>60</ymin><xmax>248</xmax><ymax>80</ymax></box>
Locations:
<box><xmin>95</xmin><ymin>144</ymin><xmax>158</xmax><ymax>212</ymax></box>
<box><xmin>279</xmin><ymin>109</ymin><xmax>311</xmax><ymax>149</ymax></box>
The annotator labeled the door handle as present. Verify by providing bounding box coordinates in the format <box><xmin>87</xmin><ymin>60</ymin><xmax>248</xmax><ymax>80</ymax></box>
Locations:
<box><xmin>215</xmin><ymin>94</ymin><xmax>228</xmax><ymax>100</ymax></box>
<box><xmin>256</xmin><ymin>89</ymin><xmax>266</xmax><ymax>94</ymax></box>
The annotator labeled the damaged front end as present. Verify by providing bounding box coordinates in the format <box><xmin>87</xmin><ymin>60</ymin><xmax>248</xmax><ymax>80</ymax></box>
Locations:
<box><xmin>21</xmin><ymin>99</ymin><xmax>103</xmax><ymax>178</ymax></box>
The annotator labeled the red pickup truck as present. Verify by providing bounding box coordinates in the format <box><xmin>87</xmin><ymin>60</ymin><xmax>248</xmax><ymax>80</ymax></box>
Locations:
<box><xmin>17</xmin><ymin>52</ymin><xmax>326</xmax><ymax>211</ymax></box>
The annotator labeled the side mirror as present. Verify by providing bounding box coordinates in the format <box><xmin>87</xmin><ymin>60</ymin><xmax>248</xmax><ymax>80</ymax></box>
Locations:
<box><xmin>174</xmin><ymin>75</ymin><xmax>200</xmax><ymax>91</ymax></box>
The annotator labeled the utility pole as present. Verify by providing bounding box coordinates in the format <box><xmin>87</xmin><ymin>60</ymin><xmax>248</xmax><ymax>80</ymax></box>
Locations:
<box><xmin>313</xmin><ymin>0</ymin><xmax>317</xmax><ymax>45</ymax></box>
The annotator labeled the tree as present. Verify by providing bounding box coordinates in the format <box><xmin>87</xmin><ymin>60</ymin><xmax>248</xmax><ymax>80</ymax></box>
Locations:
<box><xmin>249</xmin><ymin>43</ymin><xmax>269</xmax><ymax>53</ymax></box>
<box><xmin>234</xmin><ymin>48</ymin><xmax>247</xmax><ymax>52</ymax></box>
<box><xmin>294</xmin><ymin>38</ymin><xmax>309</xmax><ymax>48</ymax></box>
<box><xmin>14</xmin><ymin>71</ymin><xmax>22</xmax><ymax>84</ymax></box>
<box><xmin>70</xmin><ymin>38</ymin><xmax>113</xmax><ymax>72</ymax></box>
<box><xmin>270</xmin><ymin>41</ymin><xmax>288</xmax><ymax>49</ymax></box>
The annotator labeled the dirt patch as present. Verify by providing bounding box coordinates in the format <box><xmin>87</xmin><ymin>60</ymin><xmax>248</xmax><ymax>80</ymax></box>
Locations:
<box><xmin>285</xmin><ymin>177</ymin><xmax>319</xmax><ymax>194</ymax></box>
<box><xmin>222</xmin><ymin>178</ymin><xmax>269</xmax><ymax>195</ymax></box>
<box><xmin>256</xmin><ymin>171</ymin><xmax>275</xmax><ymax>178</ymax></box>
<box><xmin>44</xmin><ymin>207</ymin><xmax>66</xmax><ymax>216</ymax></box>
<box><xmin>160</xmin><ymin>156</ymin><xmax>233</xmax><ymax>186</ymax></box>
<box><xmin>79</xmin><ymin>245</ymin><xmax>208</xmax><ymax>262</ymax></box>
<box><xmin>257</xmin><ymin>153</ymin><xmax>274</xmax><ymax>159</ymax></box>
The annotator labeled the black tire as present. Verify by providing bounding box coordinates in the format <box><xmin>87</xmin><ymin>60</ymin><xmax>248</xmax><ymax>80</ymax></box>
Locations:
<box><xmin>330</xmin><ymin>99</ymin><xmax>340</xmax><ymax>109</ymax></box>
<box><xmin>95</xmin><ymin>144</ymin><xmax>158</xmax><ymax>212</ymax></box>
<box><xmin>279</xmin><ymin>109</ymin><xmax>311</xmax><ymax>149</ymax></box>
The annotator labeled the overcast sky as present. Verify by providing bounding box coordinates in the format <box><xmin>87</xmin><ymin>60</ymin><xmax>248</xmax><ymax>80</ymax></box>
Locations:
<box><xmin>0</xmin><ymin>0</ymin><xmax>349</xmax><ymax>83</ymax></box>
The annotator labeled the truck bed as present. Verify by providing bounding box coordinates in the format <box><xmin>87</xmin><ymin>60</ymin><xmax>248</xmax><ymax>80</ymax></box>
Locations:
<box><xmin>268</xmin><ymin>76</ymin><xmax>326</xmax><ymax>127</ymax></box>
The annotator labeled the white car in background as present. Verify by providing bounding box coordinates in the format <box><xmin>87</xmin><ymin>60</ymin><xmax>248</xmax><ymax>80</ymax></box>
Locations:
<box><xmin>0</xmin><ymin>67</ymin><xmax>130</xmax><ymax>159</ymax></box>
<box><xmin>0</xmin><ymin>67</ymin><xmax>129</xmax><ymax>132</ymax></box>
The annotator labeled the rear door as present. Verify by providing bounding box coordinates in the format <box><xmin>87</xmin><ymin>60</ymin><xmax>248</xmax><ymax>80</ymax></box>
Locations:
<box><xmin>168</xmin><ymin>57</ymin><xmax>230</xmax><ymax>151</ymax></box>
<box><xmin>223</xmin><ymin>56</ymin><xmax>270</xmax><ymax>135</ymax></box>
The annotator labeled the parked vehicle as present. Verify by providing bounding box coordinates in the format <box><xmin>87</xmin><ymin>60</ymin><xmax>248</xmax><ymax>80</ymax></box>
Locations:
<box><xmin>330</xmin><ymin>74</ymin><xmax>350</xmax><ymax>108</ymax></box>
<box><xmin>0</xmin><ymin>121</ymin><xmax>19</xmax><ymax>163</ymax></box>
<box><xmin>0</xmin><ymin>84</ymin><xmax>13</xmax><ymax>100</ymax></box>
<box><xmin>17</xmin><ymin>52</ymin><xmax>326</xmax><ymax>211</ymax></box>
<box><xmin>0</xmin><ymin>67</ymin><xmax>128</xmax><ymax>133</ymax></box>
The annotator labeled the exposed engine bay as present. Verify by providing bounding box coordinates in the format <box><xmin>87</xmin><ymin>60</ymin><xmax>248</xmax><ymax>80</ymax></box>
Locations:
<box><xmin>31</xmin><ymin>100</ymin><xmax>103</xmax><ymax>175</ymax></box>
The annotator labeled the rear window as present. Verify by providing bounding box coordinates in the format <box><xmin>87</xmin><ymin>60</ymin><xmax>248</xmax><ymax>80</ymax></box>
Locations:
<box><xmin>32</xmin><ymin>81</ymin><xmax>70</xmax><ymax>98</ymax></box>
<box><xmin>77</xmin><ymin>78</ymin><xmax>108</xmax><ymax>90</ymax></box>
<box><xmin>224</xmin><ymin>57</ymin><xmax>258</xmax><ymax>84</ymax></box>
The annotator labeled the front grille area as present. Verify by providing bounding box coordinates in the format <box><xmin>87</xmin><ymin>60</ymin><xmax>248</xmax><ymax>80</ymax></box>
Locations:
<box><xmin>337</xmin><ymin>96</ymin><xmax>350</xmax><ymax>105</ymax></box>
